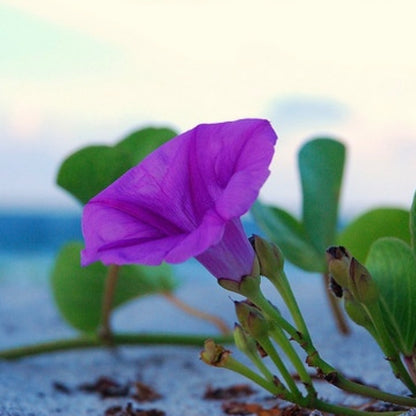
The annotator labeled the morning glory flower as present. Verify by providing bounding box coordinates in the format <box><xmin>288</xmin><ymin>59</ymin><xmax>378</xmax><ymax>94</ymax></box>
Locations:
<box><xmin>81</xmin><ymin>119</ymin><xmax>277</xmax><ymax>282</ymax></box>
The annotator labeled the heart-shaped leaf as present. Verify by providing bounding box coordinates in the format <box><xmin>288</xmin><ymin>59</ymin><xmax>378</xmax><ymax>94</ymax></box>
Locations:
<box><xmin>51</xmin><ymin>242</ymin><xmax>177</xmax><ymax>333</ymax></box>
<box><xmin>366</xmin><ymin>237</ymin><xmax>416</xmax><ymax>355</ymax></box>
<box><xmin>57</xmin><ymin>146</ymin><xmax>132</xmax><ymax>205</ymax></box>
<box><xmin>251</xmin><ymin>201</ymin><xmax>325</xmax><ymax>272</ymax></box>
<box><xmin>337</xmin><ymin>208</ymin><xmax>410</xmax><ymax>263</ymax></box>
<box><xmin>115</xmin><ymin>127</ymin><xmax>177</xmax><ymax>166</ymax></box>
<box><xmin>57</xmin><ymin>127</ymin><xmax>178</xmax><ymax>205</ymax></box>
<box><xmin>299</xmin><ymin>138</ymin><xmax>346</xmax><ymax>253</ymax></box>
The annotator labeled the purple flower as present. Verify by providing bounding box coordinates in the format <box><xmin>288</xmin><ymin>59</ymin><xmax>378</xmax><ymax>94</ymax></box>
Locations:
<box><xmin>81</xmin><ymin>119</ymin><xmax>277</xmax><ymax>282</ymax></box>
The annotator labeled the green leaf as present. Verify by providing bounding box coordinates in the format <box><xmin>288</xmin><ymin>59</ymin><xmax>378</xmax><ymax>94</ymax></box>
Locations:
<box><xmin>299</xmin><ymin>138</ymin><xmax>346</xmax><ymax>253</ymax></box>
<box><xmin>115</xmin><ymin>127</ymin><xmax>177</xmax><ymax>165</ymax></box>
<box><xmin>366</xmin><ymin>238</ymin><xmax>416</xmax><ymax>355</ymax></box>
<box><xmin>56</xmin><ymin>127</ymin><xmax>178</xmax><ymax>205</ymax></box>
<box><xmin>337</xmin><ymin>208</ymin><xmax>410</xmax><ymax>263</ymax></box>
<box><xmin>56</xmin><ymin>145</ymin><xmax>132</xmax><ymax>205</ymax></box>
<box><xmin>51</xmin><ymin>242</ymin><xmax>177</xmax><ymax>333</ymax></box>
<box><xmin>411</xmin><ymin>191</ymin><xmax>416</xmax><ymax>255</ymax></box>
<box><xmin>251</xmin><ymin>201</ymin><xmax>325</xmax><ymax>272</ymax></box>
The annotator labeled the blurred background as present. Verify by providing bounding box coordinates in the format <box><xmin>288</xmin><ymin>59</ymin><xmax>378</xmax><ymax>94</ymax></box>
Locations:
<box><xmin>1</xmin><ymin>5</ymin><xmax>414</xmax><ymax>411</ymax></box>
<box><xmin>0</xmin><ymin>0</ymin><xmax>415</xmax><ymax>257</ymax></box>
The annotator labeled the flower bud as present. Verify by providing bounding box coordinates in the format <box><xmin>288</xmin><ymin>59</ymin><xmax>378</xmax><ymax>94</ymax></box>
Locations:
<box><xmin>200</xmin><ymin>339</ymin><xmax>231</xmax><ymax>367</ymax></box>
<box><xmin>327</xmin><ymin>246</ymin><xmax>379</xmax><ymax>305</ymax></box>
<box><xmin>233</xmin><ymin>323</ymin><xmax>258</xmax><ymax>356</ymax></box>
<box><xmin>250</xmin><ymin>235</ymin><xmax>284</xmax><ymax>280</ymax></box>
<box><xmin>348</xmin><ymin>258</ymin><xmax>379</xmax><ymax>305</ymax></box>
<box><xmin>326</xmin><ymin>246</ymin><xmax>351</xmax><ymax>288</ymax></box>
<box><xmin>234</xmin><ymin>301</ymin><xmax>269</xmax><ymax>339</ymax></box>
<box><xmin>343</xmin><ymin>290</ymin><xmax>374</xmax><ymax>331</ymax></box>
<box><xmin>329</xmin><ymin>276</ymin><xmax>343</xmax><ymax>298</ymax></box>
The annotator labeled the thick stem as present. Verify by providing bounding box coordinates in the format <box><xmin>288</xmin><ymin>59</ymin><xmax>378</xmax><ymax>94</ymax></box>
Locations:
<box><xmin>0</xmin><ymin>333</ymin><xmax>234</xmax><ymax>360</ymax></box>
<box><xmin>323</xmin><ymin>272</ymin><xmax>350</xmax><ymax>335</ymax></box>
<box><xmin>162</xmin><ymin>292</ymin><xmax>230</xmax><ymax>335</ymax></box>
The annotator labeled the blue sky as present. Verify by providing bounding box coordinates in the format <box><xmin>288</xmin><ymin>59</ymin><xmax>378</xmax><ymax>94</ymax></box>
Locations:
<box><xmin>1</xmin><ymin>1</ymin><xmax>415</xmax><ymax>216</ymax></box>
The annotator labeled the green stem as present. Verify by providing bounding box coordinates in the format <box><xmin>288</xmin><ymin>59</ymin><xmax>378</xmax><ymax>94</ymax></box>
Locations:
<box><xmin>223</xmin><ymin>356</ymin><xmax>295</xmax><ymax>401</ymax></box>
<box><xmin>334</xmin><ymin>373</ymin><xmax>416</xmax><ymax>407</ymax></box>
<box><xmin>225</xmin><ymin>354</ymin><xmax>406</xmax><ymax>416</ymax></box>
<box><xmin>256</xmin><ymin>334</ymin><xmax>303</xmax><ymax>399</ymax></box>
<box><xmin>271</xmin><ymin>269</ymin><xmax>313</xmax><ymax>342</ymax></box>
<box><xmin>250</xmin><ymin>287</ymin><xmax>416</xmax><ymax>407</ymax></box>
<box><xmin>306</xmin><ymin>349</ymin><xmax>416</xmax><ymax>407</ymax></box>
<box><xmin>0</xmin><ymin>333</ymin><xmax>234</xmax><ymax>360</ymax></box>
<box><xmin>269</xmin><ymin>327</ymin><xmax>316</xmax><ymax>398</ymax></box>
<box><xmin>245</xmin><ymin>350</ymin><xmax>275</xmax><ymax>383</ymax></box>
<box><xmin>248</xmin><ymin>290</ymin><xmax>303</xmax><ymax>343</ymax></box>
<box><xmin>364</xmin><ymin>302</ymin><xmax>416</xmax><ymax>394</ymax></box>
<box><xmin>247</xmin><ymin>287</ymin><xmax>316</xmax><ymax>397</ymax></box>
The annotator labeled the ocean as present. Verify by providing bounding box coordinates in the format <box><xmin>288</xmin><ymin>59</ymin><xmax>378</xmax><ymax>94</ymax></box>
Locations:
<box><xmin>0</xmin><ymin>211</ymin><xmax>262</xmax><ymax>283</ymax></box>
<box><xmin>0</xmin><ymin>211</ymin><xmax>83</xmax><ymax>283</ymax></box>
<box><xmin>0</xmin><ymin>211</ymin><xmax>82</xmax><ymax>254</ymax></box>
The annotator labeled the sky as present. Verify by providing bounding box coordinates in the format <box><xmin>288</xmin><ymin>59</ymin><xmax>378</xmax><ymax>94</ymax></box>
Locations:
<box><xmin>1</xmin><ymin>0</ymin><xmax>415</xmax><ymax>217</ymax></box>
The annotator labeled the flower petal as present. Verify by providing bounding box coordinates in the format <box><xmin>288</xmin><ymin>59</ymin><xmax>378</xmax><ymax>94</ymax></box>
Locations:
<box><xmin>81</xmin><ymin>199</ymin><xmax>184</xmax><ymax>266</ymax></box>
<box><xmin>164</xmin><ymin>209</ymin><xmax>225</xmax><ymax>263</ymax></box>
<box><xmin>195</xmin><ymin>218</ymin><xmax>255</xmax><ymax>281</ymax></box>
<box><xmin>81</xmin><ymin>118</ymin><xmax>277</xmax><ymax>271</ymax></box>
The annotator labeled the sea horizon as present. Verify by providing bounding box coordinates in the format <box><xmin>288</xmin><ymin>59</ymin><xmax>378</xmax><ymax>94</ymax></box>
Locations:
<box><xmin>0</xmin><ymin>209</ymin><xmax>268</xmax><ymax>255</ymax></box>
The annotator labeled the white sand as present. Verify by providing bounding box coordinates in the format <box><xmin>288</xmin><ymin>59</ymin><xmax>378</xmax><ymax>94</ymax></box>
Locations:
<box><xmin>0</xmin><ymin>260</ymin><xmax>414</xmax><ymax>415</ymax></box>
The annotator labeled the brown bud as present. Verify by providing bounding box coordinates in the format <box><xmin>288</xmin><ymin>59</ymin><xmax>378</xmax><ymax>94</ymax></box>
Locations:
<box><xmin>326</xmin><ymin>246</ymin><xmax>351</xmax><ymax>288</ymax></box>
<box><xmin>200</xmin><ymin>339</ymin><xmax>231</xmax><ymax>367</ymax></box>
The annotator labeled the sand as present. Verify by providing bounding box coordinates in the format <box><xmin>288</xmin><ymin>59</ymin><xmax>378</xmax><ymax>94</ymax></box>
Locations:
<box><xmin>0</xmin><ymin>260</ymin><xmax>414</xmax><ymax>415</ymax></box>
